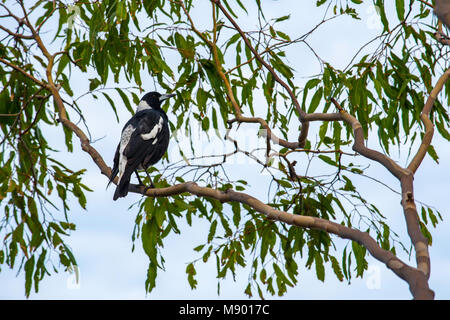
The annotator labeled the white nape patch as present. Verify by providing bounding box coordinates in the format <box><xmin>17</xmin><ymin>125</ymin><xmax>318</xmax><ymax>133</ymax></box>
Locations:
<box><xmin>141</xmin><ymin>117</ymin><xmax>163</xmax><ymax>141</ymax></box>
<box><xmin>136</xmin><ymin>100</ymin><xmax>151</xmax><ymax>112</ymax></box>
<box><xmin>118</xmin><ymin>124</ymin><xmax>135</xmax><ymax>183</ymax></box>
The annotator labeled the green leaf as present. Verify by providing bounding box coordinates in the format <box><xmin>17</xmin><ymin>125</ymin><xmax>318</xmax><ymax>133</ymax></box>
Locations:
<box><xmin>186</xmin><ymin>263</ymin><xmax>198</xmax><ymax>289</ymax></box>
<box><xmin>277</xmin><ymin>179</ymin><xmax>292</xmax><ymax>188</ymax></box>
<box><xmin>318</xmin><ymin>155</ymin><xmax>337</xmax><ymax>167</ymax></box>
<box><xmin>275</xmin><ymin>14</ymin><xmax>290</xmax><ymax>22</ymax></box>
<box><xmin>72</xmin><ymin>184</ymin><xmax>87</xmax><ymax>209</ymax></box>
<box><xmin>201</xmin><ymin>117</ymin><xmax>210</xmax><ymax>131</ymax></box>
<box><xmin>202</xmin><ymin>245</ymin><xmax>212</xmax><ymax>262</ymax></box>
<box><xmin>428</xmin><ymin>207</ymin><xmax>439</xmax><ymax>228</ymax></box>
<box><xmin>243</xmin><ymin>221</ymin><xmax>256</xmax><ymax>249</ymax></box>
<box><xmin>342</xmin><ymin>246</ymin><xmax>349</xmax><ymax>280</ymax></box>
<box><xmin>352</xmin><ymin>241</ymin><xmax>367</xmax><ymax>277</ymax></box>
<box><xmin>116</xmin><ymin>88</ymin><xmax>134</xmax><ymax>115</ymax></box>
<box><xmin>145</xmin><ymin>261</ymin><xmax>157</xmax><ymax>293</ymax></box>
<box><xmin>225</xmin><ymin>33</ymin><xmax>241</xmax><ymax>52</ymax></box>
<box><xmin>208</xmin><ymin>220</ymin><xmax>217</xmax><ymax>243</ymax></box>
<box><xmin>427</xmin><ymin>144</ymin><xmax>439</xmax><ymax>163</ymax></box>
<box><xmin>315</xmin><ymin>254</ymin><xmax>325</xmax><ymax>282</ymax></box>
<box><xmin>141</xmin><ymin>219</ymin><xmax>158</xmax><ymax>265</ymax></box>
<box><xmin>24</xmin><ymin>255</ymin><xmax>35</xmax><ymax>297</ymax></box>
<box><xmin>196</xmin><ymin>88</ymin><xmax>208</xmax><ymax>112</ymax></box>
<box><xmin>244</xmin><ymin>283</ymin><xmax>252</xmax><ymax>297</ymax></box>
<box><xmin>330</xmin><ymin>255</ymin><xmax>344</xmax><ymax>281</ymax></box>
<box><xmin>57</xmin><ymin>54</ymin><xmax>70</xmax><ymax>76</ymax></box>
<box><xmin>395</xmin><ymin>0</ymin><xmax>405</xmax><ymax>21</ymax></box>
<box><xmin>62</xmin><ymin>126</ymin><xmax>73</xmax><ymax>152</ymax></box>
<box><xmin>421</xmin><ymin>206</ymin><xmax>428</xmax><ymax>224</ymax></box>
<box><xmin>375</xmin><ymin>0</ymin><xmax>389</xmax><ymax>32</ymax></box>
<box><xmin>63</xmin><ymin>243</ymin><xmax>78</xmax><ymax>266</ymax></box>
<box><xmin>308</xmin><ymin>87</ymin><xmax>323</xmax><ymax>113</ymax></box>
<box><xmin>435</xmin><ymin>119</ymin><xmax>450</xmax><ymax>141</ymax></box>
<box><xmin>102</xmin><ymin>92</ymin><xmax>120</xmax><ymax>122</ymax></box>
<box><xmin>276</xmin><ymin>30</ymin><xmax>290</xmax><ymax>41</ymax></box>
<box><xmin>89</xmin><ymin>78</ymin><xmax>101</xmax><ymax>91</ymax></box>
<box><xmin>231</xmin><ymin>202</ymin><xmax>241</xmax><ymax>227</ymax></box>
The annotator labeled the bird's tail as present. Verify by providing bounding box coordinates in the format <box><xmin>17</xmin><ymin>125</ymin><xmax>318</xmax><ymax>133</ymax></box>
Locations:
<box><xmin>107</xmin><ymin>167</ymin><xmax>119</xmax><ymax>189</ymax></box>
<box><xmin>113</xmin><ymin>176</ymin><xmax>130</xmax><ymax>201</ymax></box>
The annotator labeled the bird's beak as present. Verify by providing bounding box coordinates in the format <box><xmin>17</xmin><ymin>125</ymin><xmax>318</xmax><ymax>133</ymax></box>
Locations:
<box><xmin>159</xmin><ymin>93</ymin><xmax>176</xmax><ymax>102</ymax></box>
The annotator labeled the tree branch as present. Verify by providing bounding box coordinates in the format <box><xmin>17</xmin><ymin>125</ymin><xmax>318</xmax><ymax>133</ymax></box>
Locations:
<box><xmin>398</xmin><ymin>68</ymin><xmax>450</xmax><ymax>279</ymax></box>
<box><xmin>0</xmin><ymin>3</ymin><xmax>23</xmax><ymax>24</ymax></box>
<box><xmin>179</xmin><ymin>0</ymin><xmax>299</xmax><ymax>151</ymax></box>
<box><xmin>0</xmin><ymin>57</ymin><xmax>47</xmax><ymax>87</ymax></box>
<box><xmin>127</xmin><ymin>180</ymin><xmax>433</xmax><ymax>299</ymax></box>
<box><xmin>211</xmin><ymin>0</ymin><xmax>309</xmax><ymax>147</ymax></box>
<box><xmin>310</xmin><ymin>100</ymin><xmax>410</xmax><ymax>180</ymax></box>
<box><xmin>417</xmin><ymin>0</ymin><xmax>433</xmax><ymax>8</ymax></box>
<box><xmin>304</xmin><ymin>96</ymin><xmax>436</xmax><ymax>283</ymax></box>
<box><xmin>0</xmin><ymin>24</ymin><xmax>33</xmax><ymax>39</ymax></box>
<box><xmin>227</xmin><ymin>117</ymin><xmax>300</xmax><ymax>150</ymax></box>
<box><xmin>408</xmin><ymin>68</ymin><xmax>450</xmax><ymax>173</ymax></box>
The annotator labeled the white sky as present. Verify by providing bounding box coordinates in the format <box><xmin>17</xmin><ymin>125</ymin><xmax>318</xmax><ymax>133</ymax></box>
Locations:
<box><xmin>1</xmin><ymin>0</ymin><xmax>449</xmax><ymax>299</ymax></box>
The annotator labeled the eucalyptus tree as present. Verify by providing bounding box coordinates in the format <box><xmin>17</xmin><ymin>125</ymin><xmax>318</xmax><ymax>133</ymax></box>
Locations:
<box><xmin>0</xmin><ymin>0</ymin><xmax>448</xmax><ymax>299</ymax></box>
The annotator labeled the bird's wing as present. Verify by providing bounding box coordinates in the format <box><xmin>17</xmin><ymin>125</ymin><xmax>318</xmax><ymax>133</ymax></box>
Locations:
<box><xmin>123</xmin><ymin>110</ymin><xmax>165</xmax><ymax>165</ymax></box>
<box><xmin>107</xmin><ymin>143</ymin><xmax>120</xmax><ymax>188</ymax></box>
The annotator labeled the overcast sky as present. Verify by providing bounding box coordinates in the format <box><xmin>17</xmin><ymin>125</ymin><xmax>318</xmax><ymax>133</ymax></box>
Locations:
<box><xmin>1</xmin><ymin>0</ymin><xmax>449</xmax><ymax>299</ymax></box>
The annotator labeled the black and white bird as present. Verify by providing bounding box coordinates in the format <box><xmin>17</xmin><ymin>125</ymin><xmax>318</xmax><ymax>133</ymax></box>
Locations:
<box><xmin>108</xmin><ymin>91</ymin><xmax>175</xmax><ymax>200</ymax></box>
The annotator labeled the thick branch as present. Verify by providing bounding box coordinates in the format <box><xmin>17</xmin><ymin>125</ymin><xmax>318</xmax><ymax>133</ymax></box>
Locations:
<box><xmin>399</xmin><ymin>68</ymin><xmax>450</xmax><ymax>278</ymax></box>
<box><xmin>304</xmin><ymin>112</ymin><xmax>342</xmax><ymax>122</ymax></box>
<box><xmin>400</xmin><ymin>176</ymin><xmax>431</xmax><ymax>279</ymax></box>
<box><xmin>408</xmin><ymin>68</ymin><xmax>450</xmax><ymax>173</ymax></box>
<box><xmin>339</xmin><ymin>108</ymin><xmax>410</xmax><ymax>180</ymax></box>
<box><xmin>308</xmin><ymin>100</ymin><xmax>433</xmax><ymax>282</ymax></box>
<box><xmin>127</xmin><ymin>181</ymin><xmax>433</xmax><ymax>299</ymax></box>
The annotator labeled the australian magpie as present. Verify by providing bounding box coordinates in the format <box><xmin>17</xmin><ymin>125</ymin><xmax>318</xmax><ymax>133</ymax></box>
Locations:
<box><xmin>108</xmin><ymin>91</ymin><xmax>175</xmax><ymax>200</ymax></box>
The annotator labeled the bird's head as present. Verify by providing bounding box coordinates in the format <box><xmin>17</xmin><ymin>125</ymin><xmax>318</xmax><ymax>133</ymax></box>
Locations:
<box><xmin>137</xmin><ymin>91</ymin><xmax>176</xmax><ymax>112</ymax></box>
